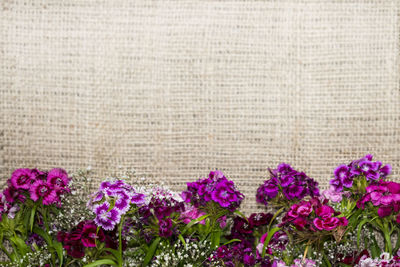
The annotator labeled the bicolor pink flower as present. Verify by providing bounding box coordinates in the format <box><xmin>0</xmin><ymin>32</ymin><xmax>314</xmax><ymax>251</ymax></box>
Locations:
<box><xmin>94</xmin><ymin>202</ymin><xmax>121</xmax><ymax>231</ymax></box>
<box><xmin>110</xmin><ymin>190</ymin><xmax>131</xmax><ymax>213</ymax></box>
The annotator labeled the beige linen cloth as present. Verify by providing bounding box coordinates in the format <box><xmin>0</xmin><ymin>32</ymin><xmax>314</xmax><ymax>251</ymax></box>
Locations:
<box><xmin>0</xmin><ymin>0</ymin><xmax>399</xmax><ymax>212</ymax></box>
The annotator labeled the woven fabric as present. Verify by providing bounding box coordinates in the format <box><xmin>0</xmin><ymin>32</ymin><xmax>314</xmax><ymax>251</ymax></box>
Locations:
<box><xmin>0</xmin><ymin>0</ymin><xmax>399</xmax><ymax>212</ymax></box>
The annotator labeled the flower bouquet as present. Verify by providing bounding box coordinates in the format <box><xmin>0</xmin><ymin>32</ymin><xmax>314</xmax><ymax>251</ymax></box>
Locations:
<box><xmin>0</xmin><ymin>155</ymin><xmax>399</xmax><ymax>266</ymax></box>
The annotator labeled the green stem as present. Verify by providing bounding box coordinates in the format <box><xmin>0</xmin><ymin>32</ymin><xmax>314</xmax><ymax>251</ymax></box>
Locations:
<box><xmin>118</xmin><ymin>215</ymin><xmax>124</xmax><ymax>267</ymax></box>
<box><xmin>383</xmin><ymin>222</ymin><xmax>392</xmax><ymax>255</ymax></box>
<box><xmin>268</xmin><ymin>207</ymin><xmax>284</xmax><ymax>232</ymax></box>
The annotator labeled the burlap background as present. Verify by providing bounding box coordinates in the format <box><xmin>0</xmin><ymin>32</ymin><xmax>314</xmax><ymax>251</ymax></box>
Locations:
<box><xmin>0</xmin><ymin>0</ymin><xmax>399</xmax><ymax>212</ymax></box>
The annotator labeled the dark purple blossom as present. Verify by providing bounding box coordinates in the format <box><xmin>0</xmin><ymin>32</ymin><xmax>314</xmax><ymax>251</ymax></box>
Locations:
<box><xmin>158</xmin><ymin>218</ymin><xmax>173</xmax><ymax>237</ymax></box>
<box><xmin>256</xmin><ymin>163</ymin><xmax>320</xmax><ymax>206</ymax></box>
<box><xmin>330</xmin><ymin>155</ymin><xmax>392</xmax><ymax>192</ymax></box>
<box><xmin>182</xmin><ymin>170</ymin><xmax>244</xmax><ymax>211</ymax></box>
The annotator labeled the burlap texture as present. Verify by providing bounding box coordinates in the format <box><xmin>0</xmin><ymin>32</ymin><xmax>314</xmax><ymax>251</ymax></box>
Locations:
<box><xmin>0</xmin><ymin>0</ymin><xmax>399</xmax><ymax>212</ymax></box>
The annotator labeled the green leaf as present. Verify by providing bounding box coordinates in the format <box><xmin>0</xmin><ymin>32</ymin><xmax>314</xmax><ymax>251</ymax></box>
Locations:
<box><xmin>211</xmin><ymin>230</ymin><xmax>221</xmax><ymax>249</ymax></box>
<box><xmin>261</xmin><ymin>227</ymin><xmax>281</xmax><ymax>258</ymax></box>
<box><xmin>268</xmin><ymin>207</ymin><xmax>285</xmax><ymax>232</ymax></box>
<box><xmin>9</xmin><ymin>236</ymin><xmax>30</xmax><ymax>255</ymax></box>
<box><xmin>181</xmin><ymin>214</ymin><xmax>210</xmax><ymax>235</ymax></box>
<box><xmin>142</xmin><ymin>237</ymin><xmax>161</xmax><ymax>267</ymax></box>
<box><xmin>83</xmin><ymin>259</ymin><xmax>118</xmax><ymax>267</ymax></box>
<box><xmin>222</xmin><ymin>239</ymin><xmax>241</xmax><ymax>246</ymax></box>
<box><xmin>178</xmin><ymin>234</ymin><xmax>186</xmax><ymax>246</ymax></box>
<box><xmin>33</xmin><ymin>227</ymin><xmax>52</xmax><ymax>245</ymax></box>
<box><xmin>29</xmin><ymin>205</ymin><xmax>37</xmax><ymax>232</ymax></box>
<box><xmin>104</xmin><ymin>247</ymin><xmax>121</xmax><ymax>262</ymax></box>
<box><xmin>53</xmin><ymin>241</ymin><xmax>64</xmax><ymax>266</ymax></box>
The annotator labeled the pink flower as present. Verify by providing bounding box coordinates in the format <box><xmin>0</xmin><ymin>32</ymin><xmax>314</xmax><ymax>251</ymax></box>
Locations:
<box><xmin>10</xmin><ymin>168</ymin><xmax>36</xmax><ymax>190</ymax></box>
<box><xmin>180</xmin><ymin>206</ymin><xmax>206</xmax><ymax>225</ymax></box>
<box><xmin>313</xmin><ymin>217</ymin><xmax>341</xmax><ymax>231</ymax></box>
<box><xmin>322</xmin><ymin>187</ymin><xmax>343</xmax><ymax>203</ymax></box>
<box><xmin>29</xmin><ymin>180</ymin><xmax>59</xmax><ymax>205</ymax></box>
<box><xmin>47</xmin><ymin>168</ymin><xmax>70</xmax><ymax>192</ymax></box>
<box><xmin>293</xmin><ymin>217</ymin><xmax>307</xmax><ymax>230</ymax></box>
<box><xmin>297</xmin><ymin>202</ymin><xmax>313</xmax><ymax>216</ymax></box>
<box><xmin>315</xmin><ymin>205</ymin><xmax>335</xmax><ymax>219</ymax></box>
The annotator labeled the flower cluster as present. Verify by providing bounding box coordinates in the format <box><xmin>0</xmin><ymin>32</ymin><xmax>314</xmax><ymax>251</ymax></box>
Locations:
<box><xmin>357</xmin><ymin>180</ymin><xmax>400</xmax><ymax>219</ymax></box>
<box><xmin>229</xmin><ymin>213</ymin><xmax>273</xmax><ymax>241</ymax></box>
<box><xmin>57</xmin><ymin>220</ymin><xmax>121</xmax><ymax>258</ymax></box>
<box><xmin>182</xmin><ymin>170</ymin><xmax>244</xmax><ymax>211</ymax></box>
<box><xmin>256</xmin><ymin>163</ymin><xmax>320</xmax><ymax>207</ymax></box>
<box><xmin>3</xmin><ymin>168</ymin><xmax>70</xmax><ymax>208</ymax></box>
<box><xmin>356</xmin><ymin>252</ymin><xmax>400</xmax><ymax>267</ymax></box>
<box><xmin>329</xmin><ymin>154</ymin><xmax>391</xmax><ymax>192</ymax></box>
<box><xmin>136</xmin><ymin>187</ymin><xmax>186</xmax><ymax>242</ymax></box>
<box><xmin>87</xmin><ymin>180</ymin><xmax>146</xmax><ymax>230</ymax></box>
<box><xmin>280</xmin><ymin>198</ymin><xmax>348</xmax><ymax>232</ymax></box>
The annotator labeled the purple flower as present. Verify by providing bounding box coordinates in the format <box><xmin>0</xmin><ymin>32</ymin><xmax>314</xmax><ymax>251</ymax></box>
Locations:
<box><xmin>248</xmin><ymin>213</ymin><xmax>273</xmax><ymax>227</ymax></box>
<box><xmin>94</xmin><ymin>202</ymin><xmax>121</xmax><ymax>231</ymax></box>
<box><xmin>330</xmin><ymin>155</ymin><xmax>392</xmax><ymax>192</ymax></box>
<box><xmin>257</xmin><ymin>163</ymin><xmax>320</xmax><ymax>206</ymax></box>
<box><xmin>109</xmin><ymin>190</ymin><xmax>131</xmax><ymax>213</ymax></box>
<box><xmin>211</xmin><ymin>181</ymin><xmax>237</xmax><ymax>208</ymax></box>
<box><xmin>10</xmin><ymin>168</ymin><xmax>36</xmax><ymax>190</ymax></box>
<box><xmin>182</xmin><ymin>171</ymin><xmax>244</xmax><ymax>211</ymax></box>
<box><xmin>47</xmin><ymin>168</ymin><xmax>70</xmax><ymax>191</ymax></box>
<box><xmin>131</xmin><ymin>193</ymin><xmax>146</xmax><ymax>206</ymax></box>
<box><xmin>243</xmin><ymin>254</ymin><xmax>255</xmax><ymax>266</ymax></box>
<box><xmin>158</xmin><ymin>218</ymin><xmax>173</xmax><ymax>237</ymax></box>
<box><xmin>29</xmin><ymin>180</ymin><xmax>59</xmax><ymax>206</ymax></box>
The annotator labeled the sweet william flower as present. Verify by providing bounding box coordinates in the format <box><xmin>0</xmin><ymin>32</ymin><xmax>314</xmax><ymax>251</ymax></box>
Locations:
<box><xmin>248</xmin><ymin>212</ymin><xmax>273</xmax><ymax>227</ymax></box>
<box><xmin>10</xmin><ymin>168</ymin><xmax>36</xmax><ymax>190</ymax></box>
<box><xmin>94</xmin><ymin>202</ymin><xmax>121</xmax><ymax>231</ymax></box>
<box><xmin>80</xmin><ymin>221</ymin><xmax>105</xmax><ymax>247</ymax></box>
<box><xmin>47</xmin><ymin>168</ymin><xmax>70</xmax><ymax>192</ymax></box>
<box><xmin>29</xmin><ymin>179</ymin><xmax>59</xmax><ymax>205</ymax></box>
<box><xmin>158</xmin><ymin>218</ymin><xmax>173</xmax><ymax>237</ymax></box>
<box><xmin>257</xmin><ymin>163</ymin><xmax>320</xmax><ymax>207</ymax></box>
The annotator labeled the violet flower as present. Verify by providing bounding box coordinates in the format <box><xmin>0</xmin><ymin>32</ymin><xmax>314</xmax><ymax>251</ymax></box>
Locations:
<box><xmin>330</xmin><ymin>155</ymin><xmax>392</xmax><ymax>192</ymax></box>
<box><xmin>256</xmin><ymin>163</ymin><xmax>320</xmax><ymax>207</ymax></box>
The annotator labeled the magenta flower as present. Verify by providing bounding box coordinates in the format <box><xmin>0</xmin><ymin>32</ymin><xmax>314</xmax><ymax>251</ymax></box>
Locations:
<box><xmin>81</xmin><ymin>221</ymin><xmax>105</xmax><ymax>247</ymax></box>
<box><xmin>29</xmin><ymin>180</ymin><xmax>59</xmax><ymax>205</ymax></box>
<box><xmin>10</xmin><ymin>168</ymin><xmax>36</xmax><ymax>190</ymax></box>
<box><xmin>94</xmin><ymin>202</ymin><xmax>121</xmax><ymax>231</ymax></box>
<box><xmin>109</xmin><ymin>190</ymin><xmax>131</xmax><ymax>213</ymax></box>
<box><xmin>257</xmin><ymin>163</ymin><xmax>320</xmax><ymax>206</ymax></box>
<box><xmin>315</xmin><ymin>205</ymin><xmax>335</xmax><ymax>219</ymax></box>
<box><xmin>47</xmin><ymin>168</ymin><xmax>70</xmax><ymax>192</ymax></box>
<box><xmin>158</xmin><ymin>218</ymin><xmax>173</xmax><ymax>237</ymax></box>
<box><xmin>357</xmin><ymin>180</ymin><xmax>400</xmax><ymax>218</ymax></box>
<box><xmin>182</xmin><ymin>170</ymin><xmax>244</xmax><ymax>211</ymax></box>
<box><xmin>330</xmin><ymin>155</ymin><xmax>392</xmax><ymax>192</ymax></box>
<box><xmin>180</xmin><ymin>206</ymin><xmax>206</xmax><ymax>224</ymax></box>
<box><xmin>322</xmin><ymin>187</ymin><xmax>345</xmax><ymax>203</ymax></box>
<box><xmin>211</xmin><ymin>181</ymin><xmax>238</xmax><ymax>208</ymax></box>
